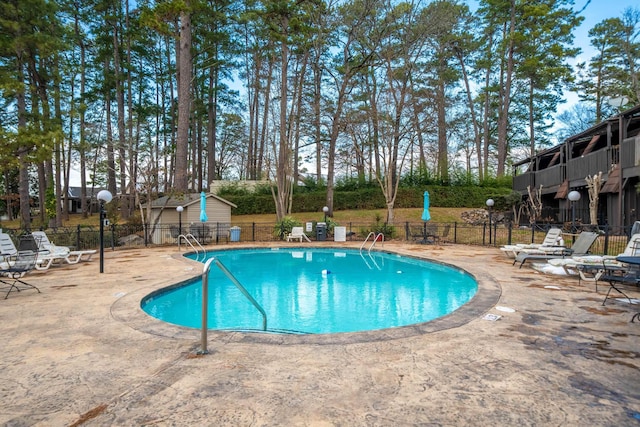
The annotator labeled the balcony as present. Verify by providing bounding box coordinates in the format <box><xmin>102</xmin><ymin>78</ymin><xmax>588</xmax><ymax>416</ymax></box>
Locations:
<box><xmin>566</xmin><ymin>149</ymin><xmax>613</xmax><ymax>181</ymax></box>
<box><xmin>621</xmin><ymin>137</ymin><xmax>638</xmax><ymax>169</ymax></box>
<box><xmin>536</xmin><ymin>165</ymin><xmax>564</xmax><ymax>188</ymax></box>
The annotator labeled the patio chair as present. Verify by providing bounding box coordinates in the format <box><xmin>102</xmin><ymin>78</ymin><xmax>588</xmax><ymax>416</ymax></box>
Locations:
<box><xmin>211</xmin><ymin>224</ymin><xmax>230</xmax><ymax>244</ymax></box>
<box><xmin>189</xmin><ymin>224</ymin><xmax>212</xmax><ymax>244</ymax></box>
<box><xmin>599</xmin><ymin>257</ymin><xmax>640</xmax><ymax>307</ymax></box>
<box><xmin>423</xmin><ymin>224</ymin><xmax>451</xmax><ymax>245</ymax></box>
<box><xmin>286</xmin><ymin>226</ymin><xmax>311</xmax><ymax>242</ymax></box>
<box><xmin>0</xmin><ymin>250</ymin><xmax>40</xmax><ymax>299</ymax></box>
<box><xmin>500</xmin><ymin>228</ymin><xmax>563</xmax><ymax>258</ymax></box>
<box><xmin>437</xmin><ymin>224</ymin><xmax>451</xmax><ymax>244</ymax></box>
<box><xmin>413</xmin><ymin>223</ymin><xmax>440</xmax><ymax>244</ymax></box>
<box><xmin>513</xmin><ymin>231</ymin><xmax>599</xmax><ymax>269</ymax></box>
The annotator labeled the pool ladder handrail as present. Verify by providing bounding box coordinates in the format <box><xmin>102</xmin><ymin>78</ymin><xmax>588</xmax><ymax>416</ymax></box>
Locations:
<box><xmin>178</xmin><ymin>233</ymin><xmax>205</xmax><ymax>259</ymax></box>
<box><xmin>360</xmin><ymin>232</ymin><xmax>385</xmax><ymax>253</ymax></box>
<box><xmin>199</xmin><ymin>257</ymin><xmax>267</xmax><ymax>354</ymax></box>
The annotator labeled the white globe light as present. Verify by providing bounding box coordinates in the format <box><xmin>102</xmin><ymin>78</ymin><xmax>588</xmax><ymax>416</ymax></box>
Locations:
<box><xmin>176</xmin><ymin>205</ymin><xmax>184</xmax><ymax>213</ymax></box>
<box><xmin>568</xmin><ymin>191</ymin><xmax>581</xmax><ymax>202</ymax></box>
<box><xmin>97</xmin><ymin>190</ymin><xmax>113</xmax><ymax>203</ymax></box>
<box><xmin>486</xmin><ymin>199</ymin><xmax>494</xmax><ymax>208</ymax></box>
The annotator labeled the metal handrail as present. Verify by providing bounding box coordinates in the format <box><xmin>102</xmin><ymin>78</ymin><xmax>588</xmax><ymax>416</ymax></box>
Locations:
<box><xmin>360</xmin><ymin>232</ymin><xmax>384</xmax><ymax>253</ymax></box>
<box><xmin>370</xmin><ymin>233</ymin><xmax>384</xmax><ymax>252</ymax></box>
<box><xmin>178</xmin><ymin>233</ymin><xmax>205</xmax><ymax>259</ymax></box>
<box><xmin>200</xmin><ymin>257</ymin><xmax>267</xmax><ymax>354</ymax></box>
<box><xmin>360</xmin><ymin>232</ymin><xmax>376</xmax><ymax>252</ymax></box>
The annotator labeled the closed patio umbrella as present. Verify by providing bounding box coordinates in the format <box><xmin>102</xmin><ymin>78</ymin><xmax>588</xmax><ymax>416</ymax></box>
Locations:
<box><xmin>421</xmin><ymin>191</ymin><xmax>431</xmax><ymax>222</ymax></box>
<box><xmin>199</xmin><ymin>192</ymin><xmax>208</xmax><ymax>243</ymax></box>
<box><xmin>200</xmin><ymin>191</ymin><xmax>208</xmax><ymax>223</ymax></box>
<box><xmin>421</xmin><ymin>191</ymin><xmax>431</xmax><ymax>243</ymax></box>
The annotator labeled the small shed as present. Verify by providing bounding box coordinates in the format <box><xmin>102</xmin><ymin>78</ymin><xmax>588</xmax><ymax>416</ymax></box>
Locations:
<box><xmin>149</xmin><ymin>193</ymin><xmax>237</xmax><ymax>244</ymax></box>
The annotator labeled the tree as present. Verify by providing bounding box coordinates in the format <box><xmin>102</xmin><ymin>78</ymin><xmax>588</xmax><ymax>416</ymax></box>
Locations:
<box><xmin>516</xmin><ymin>0</ymin><xmax>581</xmax><ymax>157</ymax></box>
<box><xmin>575</xmin><ymin>9</ymin><xmax>639</xmax><ymax>122</ymax></box>
<box><xmin>324</xmin><ymin>0</ymin><xmax>385</xmax><ymax>216</ymax></box>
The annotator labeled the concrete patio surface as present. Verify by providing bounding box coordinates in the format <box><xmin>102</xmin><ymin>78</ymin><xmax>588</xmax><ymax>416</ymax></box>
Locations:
<box><xmin>1</xmin><ymin>242</ymin><xmax>639</xmax><ymax>426</ymax></box>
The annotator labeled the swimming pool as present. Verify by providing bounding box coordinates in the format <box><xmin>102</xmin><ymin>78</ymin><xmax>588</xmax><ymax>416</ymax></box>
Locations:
<box><xmin>141</xmin><ymin>248</ymin><xmax>478</xmax><ymax>334</ymax></box>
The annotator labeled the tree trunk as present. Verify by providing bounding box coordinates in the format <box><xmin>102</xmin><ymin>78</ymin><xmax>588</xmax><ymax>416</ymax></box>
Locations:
<box><xmin>175</xmin><ymin>7</ymin><xmax>192</xmax><ymax>192</ymax></box>
<box><xmin>496</xmin><ymin>2</ymin><xmax>516</xmax><ymax>177</ymax></box>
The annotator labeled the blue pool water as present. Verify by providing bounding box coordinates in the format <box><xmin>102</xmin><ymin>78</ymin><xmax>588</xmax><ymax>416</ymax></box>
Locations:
<box><xmin>141</xmin><ymin>248</ymin><xmax>478</xmax><ymax>334</ymax></box>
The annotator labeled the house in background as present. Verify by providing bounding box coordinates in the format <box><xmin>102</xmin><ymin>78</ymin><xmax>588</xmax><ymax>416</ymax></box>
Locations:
<box><xmin>65</xmin><ymin>187</ymin><xmax>108</xmax><ymax>214</ymax></box>
<box><xmin>512</xmin><ymin>104</ymin><xmax>640</xmax><ymax>229</ymax></box>
<box><xmin>149</xmin><ymin>192</ymin><xmax>237</xmax><ymax>244</ymax></box>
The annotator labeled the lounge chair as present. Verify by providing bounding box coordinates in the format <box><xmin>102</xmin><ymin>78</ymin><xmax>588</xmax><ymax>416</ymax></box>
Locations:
<box><xmin>0</xmin><ymin>233</ymin><xmax>18</xmax><ymax>264</ymax></box>
<box><xmin>545</xmin><ymin>233</ymin><xmax>640</xmax><ymax>281</ymax></box>
<box><xmin>500</xmin><ymin>228</ymin><xmax>564</xmax><ymax>258</ymax></box>
<box><xmin>286</xmin><ymin>227</ymin><xmax>311</xmax><ymax>242</ymax></box>
<box><xmin>513</xmin><ymin>231</ymin><xmax>599</xmax><ymax>268</ymax></box>
<box><xmin>31</xmin><ymin>231</ymin><xmax>96</xmax><ymax>267</ymax></box>
<box><xmin>0</xmin><ymin>249</ymin><xmax>40</xmax><ymax>299</ymax></box>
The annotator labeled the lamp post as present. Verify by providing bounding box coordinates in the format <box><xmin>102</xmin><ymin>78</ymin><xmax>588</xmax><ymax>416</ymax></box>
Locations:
<box><xmin>486</xmin><ymin>198</ymin><xmax>494</xmax><ymax>245</ymax></box>
<box><xmin>97</xmin><ymin>190</ymin><xmax>113</xmax><ymax>273</ymax></box>
<box><xmin>323</xmin><ymin>206</ymin><xmax>329</xmax><ymax>223</ymax></box>
<box><xmin>568</xmin><ymin>190</ymin><xmax>581</xmax><ymax>233</ymax></box>
<box><xmin>176</xmin><ymin>205</ymin><xmax>184</xmax><ymax>236</ymax></box>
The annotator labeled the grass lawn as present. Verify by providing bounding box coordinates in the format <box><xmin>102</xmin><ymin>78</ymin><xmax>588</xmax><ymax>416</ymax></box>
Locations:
<box><xmin>232</xmin><ymin>207</ymin><xmax>468</xmax><ymax>225</ymax></box>
<box><xmin>2</xmin><ymin>207</ymin><xmax>470</xmax><ymax>229</ymax></box>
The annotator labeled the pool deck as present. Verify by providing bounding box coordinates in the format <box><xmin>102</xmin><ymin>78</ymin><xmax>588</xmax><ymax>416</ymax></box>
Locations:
<box><xmin>1</xmin><ymin>242</ymin><xmax>639</xmax><ymax>425</ymax></box>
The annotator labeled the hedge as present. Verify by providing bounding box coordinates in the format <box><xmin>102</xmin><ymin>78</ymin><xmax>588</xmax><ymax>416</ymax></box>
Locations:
<box><xmin>223</xmin><ymin>186</ymin><xmax>513</xmax><ymax>215</ymax></box>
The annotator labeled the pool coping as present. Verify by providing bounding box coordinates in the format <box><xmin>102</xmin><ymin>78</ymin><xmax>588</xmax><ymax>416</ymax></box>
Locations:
<box><xmin>110</xmin><ymin>246</ymin><xmax>502</xmax><ymax>345</ymax></box>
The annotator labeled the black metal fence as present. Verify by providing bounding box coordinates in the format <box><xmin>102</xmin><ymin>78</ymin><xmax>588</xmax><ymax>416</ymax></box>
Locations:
<box><xmin>1</xmin><ymin>221</ymin><xmax>637</xmax><ymax>257</ymax></box>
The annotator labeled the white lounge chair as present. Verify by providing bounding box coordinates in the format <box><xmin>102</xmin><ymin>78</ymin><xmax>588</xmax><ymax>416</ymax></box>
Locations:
<box><xmin>514</xmin><ymin>231</ymin><xmax>599</xmax><ymax>268</ymax></box>
<box><xmin>0</xmin><ymin>233</ymin><xmax>18</xmax><ymax>264</ymax></box>
<box><xmin>500</xmin><ymin>228</ymin><xmax>564</xmax><ymax>258</ymax></box>
<box><xmin>543</xmin><ymin>233</ymin><xmax>640</xmax><ymax>283</ymax></box>
<box><xmin>31</xmin><ymin>231</ymin><xmax>96</xmax><ymax>269</ymax></box>
<box><xmin>286</xmin><ymin>227</ymin><xmax>311</xmax><ymax>242</ymax></box>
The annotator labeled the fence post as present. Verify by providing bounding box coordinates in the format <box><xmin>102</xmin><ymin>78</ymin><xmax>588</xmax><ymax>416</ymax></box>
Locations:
<box><xmin>507</xmin><ymin>221</ymin><xmax>512</xmax><ymax>246</ymax></box>
<box><xmin>492</xmin><ymin>222</ymin><xmax>496</xmax><ymax>246</ymax></box>
<box><xmin>482</xmin><ymin>222</ymin><xmax>486</xmax><ymax>245</ymax></box>
<box><xmin>603</xmin><ymin>224</ymin><xmax>609</xmax><ymax>255</ymax></box>
<box><xmin>453</xmin><ymin>222</ymin><xmax>457</xmax><ymax>244</ymax></box>
<box><xmin>530</xmin><ymin>225</ymin><xmax>535</xmax><ymax>244</ymax></box>
<box><xmin>252</xmin><ymin>222</ymin><xmax>256</xmax><ymax>241</ymax></box>
<box><xmin>110</xmin><ymin>224</ymin><xmax>115</xmax><ymax>250</ymax></box>
<box><xmin>76</xmin><ymin>225</ymin><xmax>81</xmax><ymax>249</ymax></box>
